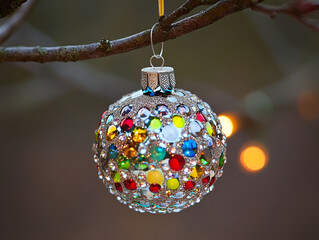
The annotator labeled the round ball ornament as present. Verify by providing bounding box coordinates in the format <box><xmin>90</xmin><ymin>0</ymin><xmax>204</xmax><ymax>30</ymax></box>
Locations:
<box><xmin>93</xmin><ymin>66</ymin><xmax>227</xmax><ymax>214</ymax></box>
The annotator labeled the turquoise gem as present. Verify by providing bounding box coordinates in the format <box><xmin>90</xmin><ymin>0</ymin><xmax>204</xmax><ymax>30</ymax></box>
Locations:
<box><xmin>182</xmin><ymin>140</ymin><xmax>197</xmax><ymax>157</ymax></box>
<box><xmin>150</xmin><ymin>145</ymin><xmax>166</xmax><ymax>161</ymax></box>
<box><xmin>108</xmin><ymin>144</ymin><xmax>118</xmax><ymax>159</ymax></box>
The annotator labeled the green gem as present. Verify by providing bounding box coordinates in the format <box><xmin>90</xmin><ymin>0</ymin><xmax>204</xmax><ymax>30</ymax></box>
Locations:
<box><xmin>111</xmin><ymin>172</ymin><xmax>121</xmax><ymax>183</ymax></box>
<box><xmin>200</xmin><ymin>155</ymin><xmax>209</xmax><ymax>166</ymax></box>
<box><xmin>219</xmin><ymin>152</ymin><xmax>225</xmax><ymax>168</ymax></box>
<box><xmin>200</xmin><ymin>149</ymin><xmax>212</xmax><ymax>166</ymax></box>
<box><xmin>150</xmin><ymin>145</ymin><xmax>166</xmax><ymax>161</ymax></box>
<box><xmin>149</xmin><ymin>117</ymin><xmax>162</xmax><ymax>130</ymax></box>
<box><xmin>133</xmin><ymin>155</ymin><xmax>149</xmax><ymax>171</ymax></box>
<box><xmin>117</xmin><ymin>155</ymin><xmax>130</xmax><ymax>169</ymax></box>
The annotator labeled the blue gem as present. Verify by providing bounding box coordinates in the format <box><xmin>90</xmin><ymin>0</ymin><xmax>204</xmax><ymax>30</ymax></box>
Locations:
<box><xmin>108</xmin><ymin>144</ymin><xmax>118</xmax><ymax>159</ymax></box>
<box><xmin>143</xmin><ymin>87</ymin><xmax>156</xmax><ymax>96</ymax></box>
<box><xmin>182</xmin><ymin>140</ymin><xmax>197</xmax><ymax>157</ymax></box>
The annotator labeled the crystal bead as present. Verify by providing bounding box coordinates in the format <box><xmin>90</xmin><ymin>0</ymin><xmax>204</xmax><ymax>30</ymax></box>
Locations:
<box><xmin>155</xmin><ymin>104</ymin><xmax>170</xmax><ymax>117</ymax></box>
<box><xmin>111</xmin><ymin>172</ymin><xmax>121</xmax><ymax>183</ymax></box>
<box><xmin>219</xmin><ymin>152</ymin><xmax>225</xmax><ymax>168</ymax></box>
<box><xmin>115</xmin><ymin>183</ymin><xmax>123</xmax><ymax>192</ymax></box>
<box><xmin>138</xmin><ymin>107</ymin><xmax>151</xmax><ymax>120</ymax></box>
<box><xmin>200</xmin><ymin>148</ymin><xmax>211</xmax><ymax>166</ymax></box>
<box><xmin>169</xmin><ymin>155</ymin><xmax>185</xmax><ymax>171</ymax></box>
<box><xmin>182</xmin><ymin>140</ymin><xmax>197</xmax><ymax>157</ymax></box>
<box><xmin>117</xmin><ymin>156</ymin><xmax>130</xmax><ymax>170</ymax></box>
<box><xmin>189</xmin><ymin>120</ymin><xmax>203</xmax><ymax>137</ymax></box>
<box><xmin>196</xmin><ymin>112</ymin><xmax>206</xmax><ymax>122</ymax></box>
<box><xmin>184</xmin><ymin>181</ymin><xmax>195</xmax><ymax>190</ymax></box>
<box><xmin>124</xmin><ymin>179</ymin><xmax>137</xmax><ymax>190</ymax></box>
<box><xmin>160</xmin><ymin>125</ymin><xmax>179</xmax><ymax>143</ymax></box>
<box><xmin>106</xmin><ymin>125</ymin><xmax>118</xmax><ymax>141</ymax></box>
<box><xmin>150</xmin><ymin>145</ymin><xmax>166</xmax><ymax>161</ymax></box>
<box><xmin>166</xmin><ymin>178</ymin><xmax>180</xmax><ymax>190</ymax></box>
<box><xmin>173</xmin><ymin>115</ymin><xmax>185</xmax><ymax>128</ymax></box>
<box><xmin>132</xmin><ymin>127</ymin><xmax>148</xmax><ymax>143</ymax></box>
<box><xmin>120</xmin><ymin>118</ymin><xmax>134</xmax><ymax>132</ymax></box>
<box><xmin>121</xmin><ymin>105</ymin><xmax>133</xmax><ymax>116</ymax></box>
<box><xmin>202</xmin><ymin>176</ymin><xmax>210</xmax><ymax>185</ymax></box>
<box><xmin>122</xmin><ymin>142</ymin><xmax>137</xmax><ymax>158</ymax></box>
<box><xmin>146</xmin><ymin>169</ymin><xmax>164</xmax><ymax>185</ymax></box>
<box><xmin>189</xmin><ymin>165</ymin><xmax>204</xmax><ymax>179</ymax></box>
<box><xmin>176</xmin><ymin>104</ymin><xmax>190</xmax><ymax>115</ymax></box>
<box><xmin>149</xmin><ymin>183</ymin><xmax>161</xmax><ymax>193</ymax></box>
<box><xmin>149</xmin><ymin>117</ymin><xmax>162</xmax><ymax>130</ymax></box>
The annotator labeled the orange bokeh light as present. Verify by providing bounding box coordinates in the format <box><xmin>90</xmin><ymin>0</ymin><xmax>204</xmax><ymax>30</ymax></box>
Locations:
<box><xmin>240</xmin><ymin>143</ymin><xmax>268</xmax><ymax>172</ymax></box>
<box><xmin>296</xmin><ymin>90</ymin><xmax>319</xmax><ymax>122</ymax></box>
<box><xmin>218</xmin><ymin>114</ymin><xmax>238</xmax><ymax>137</ymax></box>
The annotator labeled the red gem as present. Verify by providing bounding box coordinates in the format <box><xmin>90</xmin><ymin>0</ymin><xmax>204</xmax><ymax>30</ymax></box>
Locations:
<box><xmin>120</xmin><ymin>118</ymin><xmax>134</xmax><ymax>132</ymax></box>
<box><xmin>196</xmin><ymin>112</ymin><xmax>206</xmax><ymax>122</ymax></box>
<box><xmin>99</xmin><ymin>110</ymin><xmax>108</xmax><ymax>126</ymax></box>
<box><xmin>184</xmin><ymin>181</ymin><xmax>195</xmax><ymax>190</ymax></box>
<box><xmin>115</xmin><ymin>183</ymin><xmax>123</xmax><ymax>192</ymax></box>
<box><xmin>169</xmin><ymin>155</ymin><xmax>185</xmax><ymax>171</ymax></box>
<box><xmin>209</xmin><ymin>177</ymin><xmax>216</xmax><ymax>186</ymax></box>
<box><xmin>202</xmin><ymin>176</ymin><xmax>210</xmax><ymax>185</ymax></box>
<box><xmin>124</xmin><ymin>179</ymin><xmax>137</xmax><ymax>190</ymax></box>
<box><xmin>149</xmin><ymin>183</ymin><xmax>161</xmax><ymax>193</ymax></box>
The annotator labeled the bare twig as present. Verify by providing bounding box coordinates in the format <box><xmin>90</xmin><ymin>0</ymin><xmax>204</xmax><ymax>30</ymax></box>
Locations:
<box><xmin>159</xmin><ymin>0</ymin><xmax>220</xmax><ymax>31</ymax></box>
<box><xmin>251</xmin><ymin>1</ymin><xmax>319</xmax><ymax>33</ymax></box>
<box><xmin>0</xmin><ymin>0</ymin><xmax>254</xmax><ymax>63</ymax></box>
<box><xmin>0</xmin><ymin>0</ymin><xmax>318</xmax><ymax>63</ymax></box>
<box><xmin>0</xmin><ymin>0</ymin><xmax>37</xmax><ymax>45</ymax></box>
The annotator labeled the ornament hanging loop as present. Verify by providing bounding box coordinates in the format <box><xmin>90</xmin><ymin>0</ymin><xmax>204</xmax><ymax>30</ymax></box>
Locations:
<box><xmin>150</xmin><ymin>23</ymin><xmax>164</xmax><ymax>68</ymax></box>
<box><xmin>150</xmin><ymin>54</ymin><xmax>164</xmax><ymax>68</ymax></box>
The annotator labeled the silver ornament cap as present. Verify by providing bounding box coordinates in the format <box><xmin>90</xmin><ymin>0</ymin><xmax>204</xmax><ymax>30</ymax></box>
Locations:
<box><xmin>141</xmin><ymin>66</ymin><xmax>176</xmax><ymax>95</ymax></box>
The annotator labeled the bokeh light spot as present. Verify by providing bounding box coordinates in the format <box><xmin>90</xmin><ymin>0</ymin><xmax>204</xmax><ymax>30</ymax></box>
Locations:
<box><xmin>219</xmin><ymin>115</ymin><xmax>234</xmax><ymax>137</ymax></box>
<box><xmin>296</xmin><ymin>90</ymin><xmax>319</xmax><ymax>122</ymax></box>
<box><xmin>240</xmin><ymin>143</ymin><xmax>268</xmax><ymax>172</ymax></box>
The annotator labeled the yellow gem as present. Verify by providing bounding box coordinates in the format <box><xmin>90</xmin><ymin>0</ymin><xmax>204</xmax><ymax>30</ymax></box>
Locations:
<box><xmin>173</xmin><ymin>115</ymin><xmax>185</xmax><ymax>128</ymax></box>
<box><xmin>190</xmin><ymin>165</ymin><xmax>204</xmax><ymax>179</ymax></box>
<box><xmin>132</xmin><ymin>127</ymin><xmax>148</xmax><ymax>143</ymax></box>
<box><xmin>149</xmin><ymin>118</ymin><xmax>162</xmax><ymax>130</ymax></box>
<box><xmin>95</xmin><ymin>129</ymin><xmax>100</xmax><ymax>142</ymax></box>
<box><xmin>166</xmin><ymin>178</ymin><xmax>180</xmax><ymax>190</ymax></box>
<box><xmin>106</xmin><ymin>125</ymin><xmax>118</xmax><ymax>140</ymax></box>
<box><xmin>111</xmin><ymin>172</ymin><xmax>121</xmax><ymax>183</ymax></box>
<box><xmin>146</xmin><ymin>169</ymin><xmax>164</xmax><ymax>185</ymax></box>
<box><xmin>206</xmin><ymin>122</ymin><xmax>215</xmax><ymax>136</ymax></box>
<box><xmin>165</xmin><ymin>190</ymin><xmax>171</xmax><ymax>197</ymax></box>
<box><xmin>122</xmin><ymin>142</ymin><xmax>137</xmax><ymax>158</ymax></box>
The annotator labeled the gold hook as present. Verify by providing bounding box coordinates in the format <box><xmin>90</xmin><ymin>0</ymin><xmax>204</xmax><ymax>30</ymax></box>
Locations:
<box><xmin>158</xmin><ymin>0</ymin><xmax>164</xmax><ymax>17</ymax></box>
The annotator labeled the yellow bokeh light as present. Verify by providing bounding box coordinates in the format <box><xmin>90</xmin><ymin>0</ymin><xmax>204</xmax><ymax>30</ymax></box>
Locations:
<box><xmin>218</xmin><ymin>114</ymin><xmax>234</xmax><ymax>137</ymax></box>
<box><xmin>240</xmin><ymin>143</ymin><xmax>268</xmax><ymax>172</ymax></box>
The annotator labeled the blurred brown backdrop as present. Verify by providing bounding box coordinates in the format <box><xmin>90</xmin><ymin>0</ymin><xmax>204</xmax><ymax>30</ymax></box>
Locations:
<box><xmin>0</xmin><ymin>0</ymin><xmax>319</xmax><ymax>240</ymax></box>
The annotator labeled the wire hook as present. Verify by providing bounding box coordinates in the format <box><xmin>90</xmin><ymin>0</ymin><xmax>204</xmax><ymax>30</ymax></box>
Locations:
<box><xmin>150</xmin><ymin>23</ymin><xmax>164</xmax><ymax>67</ymax></box>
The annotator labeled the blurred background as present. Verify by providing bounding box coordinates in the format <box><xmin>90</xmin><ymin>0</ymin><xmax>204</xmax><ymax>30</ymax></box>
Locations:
<box><xmin>0</xmin><ymin>0</ymin><xmax>319</xmax><ymax>239</ymax></box>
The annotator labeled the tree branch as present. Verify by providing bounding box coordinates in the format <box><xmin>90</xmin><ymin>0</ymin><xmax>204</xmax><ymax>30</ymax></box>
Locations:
<box><xmin>251</xmin><ymin>0</ymin><xmax>319</xmax><ymax>33</ymax></box>
<box><xmin>0</xmin><ymin>0</ymin><xmax>318</xmax><ymax>63</ymax></box>
<box><xmin>159</xmin><ymin>0</ymin><xmax>220</xmax><ymax>31</ymax></box>
<box><xmin>0</xmin><ymin>0</ymin><xmax>255</xmax><ymax>63</ymax></box>
<box><xmin>0</xmin><ymin>0</ymin><xmax>37</xmax><ymax>44</ymax></box>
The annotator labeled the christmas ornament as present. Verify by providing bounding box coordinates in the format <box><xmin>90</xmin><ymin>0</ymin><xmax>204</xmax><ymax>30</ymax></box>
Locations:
<box><xmin>93</xmin><ymin>1</ymin><xmax>227</xmax><ymax>214</ymax></box>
